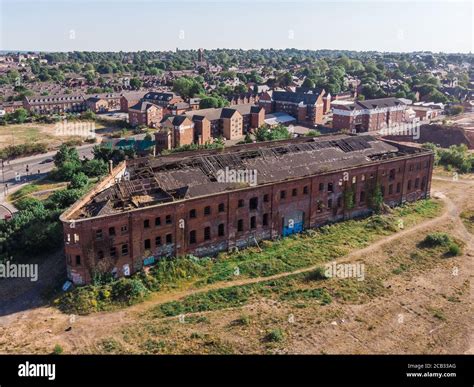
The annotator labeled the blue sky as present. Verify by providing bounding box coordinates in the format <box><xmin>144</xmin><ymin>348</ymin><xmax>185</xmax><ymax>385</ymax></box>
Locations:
<box><xmin>0</xmin><ymin>0</ymin><xmax>472</xmax><ymax>53</ymax></box>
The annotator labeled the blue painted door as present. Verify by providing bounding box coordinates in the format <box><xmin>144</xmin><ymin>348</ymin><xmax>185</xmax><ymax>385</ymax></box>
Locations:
<box><xmin>283</xmin><ymin>221</ymin><xmax>303</xmax><ymax>236</ymax></box>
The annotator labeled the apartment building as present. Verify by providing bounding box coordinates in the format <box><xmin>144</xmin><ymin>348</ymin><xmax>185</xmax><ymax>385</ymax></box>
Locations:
<box><xmin>258</xmin><ymin>90</ymin><xmax>325</xmax><ymax>126</ymax></box>
<box><xmin>128</xmin><ymin>102</ymin><xmax>163</xmax><ymax>128</ymax></box>
<box><xmin>332</xmin><ymin>97</ymin><xmax>407</xmax><ymax>133</ymax></box>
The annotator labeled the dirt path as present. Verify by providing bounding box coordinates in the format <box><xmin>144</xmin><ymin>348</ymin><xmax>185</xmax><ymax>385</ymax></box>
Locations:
<box><xmin>0</xmin><ymin>176</ymin><xmax>472</xmax><ymax>354</ymax></box>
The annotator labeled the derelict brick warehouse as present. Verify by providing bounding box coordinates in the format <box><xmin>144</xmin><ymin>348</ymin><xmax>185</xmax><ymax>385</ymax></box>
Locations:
<box><xmin>60</xmin><ymin>135</ymin><xmax>434</xmax><ymax>285</ymax></box>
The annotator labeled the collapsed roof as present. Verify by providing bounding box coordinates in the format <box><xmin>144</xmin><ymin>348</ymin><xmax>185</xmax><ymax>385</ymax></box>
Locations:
<box><xmin>71</xmin><ymin>134</ymin><xmax>428</xmax><ymax>219</ymax></box>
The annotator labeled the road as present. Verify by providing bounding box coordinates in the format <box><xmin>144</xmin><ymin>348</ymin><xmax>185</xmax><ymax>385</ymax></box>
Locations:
<box><xmin>0</xmin><ymin>143</ymin><xmax>95</xmax><ymax>201</ymax></box>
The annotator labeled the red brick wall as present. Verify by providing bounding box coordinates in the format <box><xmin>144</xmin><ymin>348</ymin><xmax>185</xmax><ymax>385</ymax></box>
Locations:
<box><xmin>62</xmin><ymin>152</ymin><xmax>434</xmax><ymax>284</ymax></box>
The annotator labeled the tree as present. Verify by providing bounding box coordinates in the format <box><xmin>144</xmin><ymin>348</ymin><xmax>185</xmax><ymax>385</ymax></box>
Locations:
<box><xmin>82</xmin><ymin>159</ymin><xmax>108</xmax><ymax>177</ymax></box>
<box><xmin>172</xmin><ymin>77</ymin><xmax>203</xmax><ymax>99</ymax></box>
<box><xmin>199</xmin><ymin>96</ymin><xmax>227</xmax><ymax>109</ymax></box>
<box><xmin>58</xmin><ymin>161</ymin><xmax>81</xmax><ymax>181</ymax></box>
<box><xmin>255</xmin><ymin>125</ymin><xmax>291</xmax><ymax>142</ymax></box>
<box><xmin>129</xmin><ymin>78</ymin><xmax>143</xmax><ymax>89</ymax></box>
<box><xmin>302</xmin><ymin>78</ymin><xmax>315</xmax><ymax>89</ymax></box>
<box><xmin>68</xmin><ymin>172</ymin><xmax>89</xmax><ymax>189</ymax></box>
<box><xmin>12</xmin><ymin>108</ymin><xmax>28</xmax><ymax>123</ymax></box>
<box><xmin>54</xmin><ymin>144</ymin><xmax>80</xmax><ymax>169</ymax></box>
<box><xmin>278</xmin><ymin>72</ymin><xmax>293</xmax><ymax>87</ymax></box>
<box><xmin>46</xmin><ymin>189</ymin><xmax>84</xmax><ymax>210</ymax></box>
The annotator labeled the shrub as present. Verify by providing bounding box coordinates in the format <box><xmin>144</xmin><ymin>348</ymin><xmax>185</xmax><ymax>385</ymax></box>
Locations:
<box><xmin>0</xmin><ymin>143</ymin><xmax>48</xmax><ymax>160</ymax></box>
<box><xmin>265</xmin><ymin>328</ymin><xmax>285</xmax><ymax>343</ymax></box>
<box><xmin>111</xmin><ymin>278</ymin><xmax>149</xmax><ymax>304</ymax></box>
<box><xmin>68</xmin><ymin>172</ymin><xmax>89</xmax><ymax>189</ymax></box>
<box><xmin>45</xmin><ymin>189</ymin><xmax>84</xmax><ymax>210</ymax></box>
<box><xmin>82</xmin><ymin>159</ymin><xmax>108</xmax><ymax>177</ymax></box>
<box><xmin>15</xmin><ymin>197</ymin><xmax>44</xmax><ymax>212</ymax></box>
<box><xmin>423</xmin><ymin>232</ymin><xmax>451</xmax><ymax>247</ymax></box>
<box><xmin>234</xmin><ymin>314</ymin><xmax>251</xmax><ymax>326</ymax></box>
<box><xmin>365</xmin><ymin>215</ymin><xmax>396</xmax><ymax>232</ymax></box>
<box><xmin>447</xmin><ymin>242</ymin><xmax>462</xmax><ymax>256</ymax></box>
<box><xmin>305</xmin><ymin>267</ymin><xmax>328</xmax><ymax>281</ymax></box>
<box><xmin>58</xmin><ymin>286</ymin><xmax>102</xmax><ymax>314</ymax></box>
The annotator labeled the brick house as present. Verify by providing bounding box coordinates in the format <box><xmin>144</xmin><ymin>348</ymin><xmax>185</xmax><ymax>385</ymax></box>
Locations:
<box><xmin>185</xmin><ymin>104</ymin><xmax>265</xmax><ymax>139</ymax></box>
<box><xmin>155</xmin><ymin>115</ymin><xmax>195</xmax><ymax>151</ymax></box>
<box><xmin>60</xmin><ymin>135</ymin><xmax>434</xmax><ymax>285</ymax></box>
<box><xmin>128</xmin><ymin>102</ymin><xmax>163</xmax><ymax>128</ymax></box>
<box><xmin>258</xmin><ymin>90</ymin><xmax>325</xmax><ymax>126</ymax></box>
<box><xmin>143</xmin><ymin>92</ymin><xmax>183</xmax><ymax>108</ymax></box>
<box><xmin>24</xmin><ymin>94</ymin><xmax>87</xmax><ymax>114</ymax></box>
<box><xmin>332</xmin><ymin>98</ymin><xmax>407</xmax><ymax>133</ymax></box>
<box><xmin>86</xmin><ymin>97</ymin><xmax>109</xmax><ymax>113</ymax></box>
<box><xmin>120</xmin><ymin>91</ymin><xmax>148</xmax><ymax>112</ymax></box>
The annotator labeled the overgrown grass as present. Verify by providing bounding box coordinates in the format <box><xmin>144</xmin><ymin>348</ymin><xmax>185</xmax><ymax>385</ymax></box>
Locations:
<box><xmin>57</xmin><ymin>199</ymin><xmax>442</xmax><ymax>315</ymax></box>
<box><xmin>8</xmin><ymin>180</ymin><xmax>68</xmax><ymax>203</ymax></box>
<box><xmin>421</xmin><ymin>232</ymin><xmax>463</xmax><ymax>257</ymax></box>
<box><xmin>460</xmin><ymin>210</ymin><xmax>474</xmax><ymax>234</ymax></box>
<box><xmin>196</xmin><ymin>200</ymin><xmax>441</xmax><ymax>285</ymax></box>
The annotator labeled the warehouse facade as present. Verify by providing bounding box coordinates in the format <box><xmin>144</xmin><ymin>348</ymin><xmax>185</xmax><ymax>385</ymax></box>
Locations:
<box><xmin>60</xmin><ymin>135</ymin><xmax>434</xmax><ymax>285</ymax></box>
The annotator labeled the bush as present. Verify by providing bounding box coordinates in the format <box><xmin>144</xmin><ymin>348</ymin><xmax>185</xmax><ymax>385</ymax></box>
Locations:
<box><xmin>15</xmin><ymin>197</ymin><xmax>44</xmax><ymax>212</ymax></box>
<box><xmin>423</xmin><ymin>232</ymin><xmax>451</xmax><ymax>247</ymax></box>
<box><xmin>365</xmin><ymin>215</ymin><xmax>396</xmax><ymax>232</ymax></box>
<box><xmin>45</xmin><ymin>189</ymin><xmax>84</xmax><ymax>210</ymax></box>
<box><xmin>305</xmin><ymin>267</ymin><xmax>328</xmax><ymax>281</ymax></box>
<box><xmin>68</xmin><ymin>172</ymin><xmax>89</xmax><ymax>189</ymax></box>
<box><xmin>0</xmin><ymin>143</ymin><xmax>48</xmax><ymax>160</ymax></box>
<box><xmin>265</xmin><ymin>328</ymin><xmax>285</xmax><ymax>343</ymax></box>
<box><xmin>82</xmin><ymin>159</ymin><xmax>108</xmax><ymax>177</ymax></box>
<box><xmin>447</xmin><ymin>242</ymin><xmax>462</xmax><ymax>256</ymax></box>
<box><xmin>57</xmin><ymin>160</ymin><xmax>81</xmax><ymax>181</ymax></box>
<box><xmin>234</xmin><ymin>314</ymin><xmax>251</xmax><ymax>326</ymax></box>
<box><xmin>111</xmin><ymin>278</ymin><xmax>149</xmax><ymax>304</ymax></box>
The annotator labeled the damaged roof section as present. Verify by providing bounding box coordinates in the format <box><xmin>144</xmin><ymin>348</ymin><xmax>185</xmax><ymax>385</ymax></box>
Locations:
<box><xmin>72</xmin><ymin>135</ymin><xmax>429</xmax><ymax>219</ymax></box>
